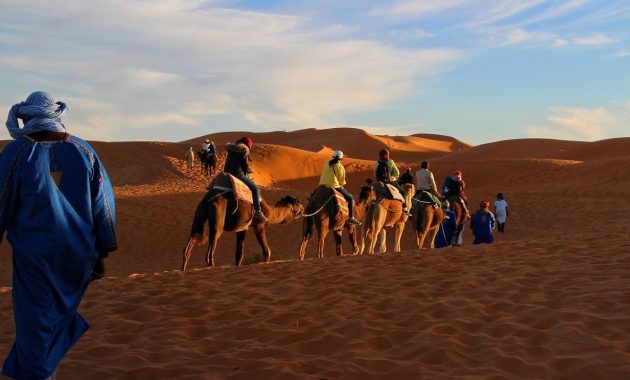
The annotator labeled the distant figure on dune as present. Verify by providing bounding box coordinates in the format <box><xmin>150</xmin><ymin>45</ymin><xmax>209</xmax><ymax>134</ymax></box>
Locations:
<box><xmin>398</xmin><ymin>167</ymin><xmax>414</xmax><ymax>186</ymax></box>
<box><xmin>471</xmin><ymin>200</ymin><xmax>496</xmax><ymax>244</ymax></box>
<box><xmin>207</xmin><ymin>140</ymin><xmax>217</xmax><ymax>174</ymax></box>
<box><xmin>185</xmin><ymin>146</ymin><xmax>195</xmax><ymax>172</ymax></box>
<box><xmin>434</xmin><ymin>200</ymin><xmax>457</xmax><ymax>249</ymax></box>
<box><xmin>365</xmin><ymin>177</ymin><xmax>373</xmax><ymax>188</ymax></box>
<box><xmin>224</xmin><ymin>136</ymin><xmax>266</xmax><ymax>221</ymax></box>
<box><xmin>201</xmin><ymin>138</ymin><xmax>210</xmax><ymax>151</ymax></box>
<box><xmin>0</xmin><ymin>91</ymin><xmax>117</xmax><ymax>379</ymax></box>
<box><xmin>494</xmin><ymin>193</ymin><xmax>509</xmax><ymax>233</ymax></box>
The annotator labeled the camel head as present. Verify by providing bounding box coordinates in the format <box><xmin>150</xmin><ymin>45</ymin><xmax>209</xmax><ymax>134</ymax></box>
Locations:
<box><xmin>276</xmin><ymin>195</ymin><xmax>304</xmax><ymax>221</ymax></box>
<box><xmin>359</xmin><ymin>185</ymin><xmax>377</xmax><ymax>203</ymax></box>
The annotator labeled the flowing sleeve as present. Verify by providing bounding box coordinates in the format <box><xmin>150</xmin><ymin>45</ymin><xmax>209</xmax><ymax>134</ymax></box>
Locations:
<box><xmin>0</xmin><ymin>141</ymin><xmax>27</xmax><ymax>245</ymax></box>
<box><xmin>90</xmin><ymin>154</ymin><xmax>117</xmax><ymax>255</ymax></box>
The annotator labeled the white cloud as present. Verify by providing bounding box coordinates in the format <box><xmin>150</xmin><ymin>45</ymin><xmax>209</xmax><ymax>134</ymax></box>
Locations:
<box><xmin>0</xmin><ymin>0</ymin><xmax>461</xmax><ymax>141</ymax></box>
<box><xmin>388</xmin><ymin>0</ymin><xmax>467</xmax><ymax>17</ymax></box>
<box><xmin>526</xmin><ymin>102</ymin><xmax>630</xmax><ymax>140</ymax></box>
<box><xmin>573</xmin><ymin>32</ymin><xmax>614</xmax><ymax>46</ymax></box>
<box><xmin>611</xmin><ymin>50</ymin><xmax>630</xmax><ymax>57</ymax></box>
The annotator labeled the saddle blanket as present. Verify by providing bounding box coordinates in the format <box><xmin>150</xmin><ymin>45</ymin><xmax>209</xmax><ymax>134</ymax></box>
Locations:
<box><xmin>207</xmin><ymin>172</ymin><xmax>253</xmax><ymax>204</ymax></box>
<box><xmin>385</xmin><ymin>183</ymin><xmax>405</xmax><ymax>203</ymax></box>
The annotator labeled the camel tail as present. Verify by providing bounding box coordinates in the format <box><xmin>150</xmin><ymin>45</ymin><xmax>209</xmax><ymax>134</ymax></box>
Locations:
<box><xmin>189</xmin><ymin>197</ymin><xmax>209</xmax><ymax>246</ymax></box>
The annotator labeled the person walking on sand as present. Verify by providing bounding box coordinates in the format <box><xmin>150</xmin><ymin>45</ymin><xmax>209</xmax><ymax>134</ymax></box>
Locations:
<box><xmin>434</xmin><ymin>200</ymin><xmax>457</xmax><ymax>249</ymax></box>
<box><xmin>0</xmin><ymin>91</ymin><xmax>117</xmax><ymax>380</ymax></box>
<box><xmin>185</xmin><ymin>146</ymin><xmax>195</xmax><ymax>172</ymax></box>
<box><xmin>319</xmin><ymin>150</ymin><xmax>361</xmax><ymax>225</ymax></box>
<box><xmin>470</xmin><ymin>200</ymin><xmax>496</xmax><ymax>245</ymax></box>
<box><xmin>494</xmin><ymin>193</ymin><xmax>509</xmax><ymax>233</ymax></box>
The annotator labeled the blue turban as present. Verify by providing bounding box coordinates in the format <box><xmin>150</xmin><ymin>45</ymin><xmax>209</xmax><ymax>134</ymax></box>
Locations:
<box><xmin>5</xmin><ymin>91</ymin><xmax>68</xmax><ymax>139</ymax></box>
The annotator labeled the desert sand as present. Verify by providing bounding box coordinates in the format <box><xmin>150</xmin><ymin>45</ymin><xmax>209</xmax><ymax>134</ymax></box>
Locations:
<box><xmin>1</xmin><ymin>129</ymin><xmax>629</xmax><ymax>379</ymax></box>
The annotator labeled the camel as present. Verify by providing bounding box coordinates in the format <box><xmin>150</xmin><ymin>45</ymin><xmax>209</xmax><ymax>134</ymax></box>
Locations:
<box><xmin>448</xmin><ymin>200</ymin><xmax>467</xmax><ymax>246</ymax></box>
<box><xmin>181</xmin><ymin>191</ymin><xmax>303</xmax><ymax>270</ymax></box>
<box><xmin>299</xmin><ymin>186</ymin><xmax>371</xmax><ymax>260</ymax></box>
<box><xmin>411</xmin><ymin>193</ymin><xmax>445</xmax><ymax>249</ymax></box>
<box><xmin>345</xmin><ymin>185</ymin><xmax>377</xmax><ymax>254</ymax></box>
<box><xmin>360</xmin><ymin>183</ymin><xmax>415</xmax><ymax>255</ymax></box>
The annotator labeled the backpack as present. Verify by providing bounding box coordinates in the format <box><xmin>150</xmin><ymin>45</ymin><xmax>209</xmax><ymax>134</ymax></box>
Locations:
<box><xmin>376</xmin><ymin>160</ymin><xmax>391</xmax><ymax>183</ymax></box>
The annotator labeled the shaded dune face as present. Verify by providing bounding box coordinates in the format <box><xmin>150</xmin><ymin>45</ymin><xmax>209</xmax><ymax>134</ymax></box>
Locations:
<box><xmin>1</xmin><ymin>132</ymin><xmax>629</xmax><ymax>379</ymax></box>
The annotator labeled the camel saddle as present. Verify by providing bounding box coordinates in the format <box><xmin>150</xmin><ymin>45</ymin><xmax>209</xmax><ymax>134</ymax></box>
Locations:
<box><xmin>307</xmin><ymin>185</ymin><xmax>349</xmax><ymax>230</ymax></box>
<box><xmin>207</xmin><ymin>172</ymin><xmax>254</xmax><ymax>204</ymax></box>
<box><xmin>373</xmin><ymin>181</ymin><xmax>405</xmax><ymax>203</ymax></box>
<box><xmin>413</xmin><ymin>190</ymin><xmax>441</xmax><ymax>209</ymax></box>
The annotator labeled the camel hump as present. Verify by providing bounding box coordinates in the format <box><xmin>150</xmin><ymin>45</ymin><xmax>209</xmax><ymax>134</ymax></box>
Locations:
<box><xmin>208</xmin><ymin>172</ymin><xmax>254</xmax><ymax>204</ymax></box>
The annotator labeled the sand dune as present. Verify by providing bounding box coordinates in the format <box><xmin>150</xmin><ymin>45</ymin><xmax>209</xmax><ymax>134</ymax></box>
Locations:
<box><xmin>1</xmin><ymin>131</ymin><xmax>630</xmax><ymax>379</ymax></box>
<box><xmin>186</xmin><ymin>127</ymin><xmax>471</xmax><ymax>162</ymax></box>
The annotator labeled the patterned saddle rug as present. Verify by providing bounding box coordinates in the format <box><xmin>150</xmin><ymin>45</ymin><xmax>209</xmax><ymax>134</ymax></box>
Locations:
<box><xmin>207</xmin><ymin>172</ymin><xmax>254</xmax><ymax>204</ymax></box>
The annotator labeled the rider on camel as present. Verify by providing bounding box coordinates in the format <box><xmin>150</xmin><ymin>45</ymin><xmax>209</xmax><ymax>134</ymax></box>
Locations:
<box><xmin>319</xmin><ymin>150</ymin><xmax>361</xmax><ymax>225</ymax></box>
<box><xmin>374</xmin><ymin>149</ymin><xmax>410</xmax><ymax>215</ymax></box>
<box><xmin>442</xmin><ymin>170</ymin><xmax>470</xmax><ymax>217</ymax></box>
<box><xmin>223</xmin><ymin>136</ymin><xmax>267</xmax><ymax>221</ymax></box>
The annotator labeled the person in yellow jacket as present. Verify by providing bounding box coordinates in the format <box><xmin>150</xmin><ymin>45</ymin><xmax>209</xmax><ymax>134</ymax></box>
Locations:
<box><xmin>319</xmin><ymin>150</ymin><xmax>361</xmax><ymax>225</ymax></box>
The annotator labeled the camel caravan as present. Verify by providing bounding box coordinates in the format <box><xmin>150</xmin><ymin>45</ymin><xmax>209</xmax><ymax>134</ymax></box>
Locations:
<box><xmin>181</xmin><ymin>138</ymin><xmax>473</xmax><ymax>270</ymax></box>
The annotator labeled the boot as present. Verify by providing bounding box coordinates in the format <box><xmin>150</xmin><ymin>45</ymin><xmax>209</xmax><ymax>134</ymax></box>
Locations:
<box><xmin>348</xmin><ymin>217</ymin><xmax>361</xmax><ymax>225</ymax></box>
<box><xmin>254</xmin><ymin>210</ymin><xmax>268</xmax><ymax>221</ymax></box>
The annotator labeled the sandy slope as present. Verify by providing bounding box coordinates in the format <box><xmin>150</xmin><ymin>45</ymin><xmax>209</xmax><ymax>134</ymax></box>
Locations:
<box><xmin>185</xmin><ymin>127</ymin><xmax>471</xmax><ymax>161</ymax></box>
<box><xmin>1</xmin><ymin>133</ymin><xmax>630</xmax><ymax>379</ymax></box>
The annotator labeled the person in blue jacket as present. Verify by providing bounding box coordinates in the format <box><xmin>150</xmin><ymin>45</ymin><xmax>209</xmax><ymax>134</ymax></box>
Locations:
<box><xmin>470</xmin><ymin>200</ymin><xmax>496</xmax><ymax>244</ymax></box>
<box><xmin>1</xmin><ymin>91</ymin><xmax>117</xmax><ymax>379</ymax></box>
<box><xmin>434</xmin><ymin>200</ymin><xmax>457</xmax><ymax>248</ymax></box>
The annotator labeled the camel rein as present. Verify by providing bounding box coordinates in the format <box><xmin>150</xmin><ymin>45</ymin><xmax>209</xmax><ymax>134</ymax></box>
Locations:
<box><xmin>301</xmin><ymin>195</ymin><xmax>334</xmax><ymax>217</ymax></box>
<box><xmin>372</xmin><ymin>198</ymin><xmax>404</xmax><ymax>214</ymax></box>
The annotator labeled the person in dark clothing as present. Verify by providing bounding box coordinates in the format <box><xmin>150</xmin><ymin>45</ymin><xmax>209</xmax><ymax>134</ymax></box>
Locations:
<box><xmin>398</xmin><ymin>167</ymin><xmax>414</xmax><ymax>186</ymax></box>
<box><xmin>223</xmin><ymin>136</ymin><xmax>267</xmax><ymax>221</ymax></box>
<box><xmin>442</xmin><ymin>170</ymin><xmax>470</xmax><ymax>217</ymax></box>
<box><xmin>374</xmin><ymin>149</ymin><xmax>410</xmax><ymax>215</ymax></box>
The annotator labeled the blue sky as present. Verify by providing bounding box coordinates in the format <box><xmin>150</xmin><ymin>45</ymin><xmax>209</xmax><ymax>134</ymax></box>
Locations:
<box><xmin>0</xmin><ymin>0</ymin><xmax>628</xmax><ymax>144</ymax></box>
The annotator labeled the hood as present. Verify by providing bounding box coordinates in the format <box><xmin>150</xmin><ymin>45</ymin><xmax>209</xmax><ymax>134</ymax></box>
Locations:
<box><xmin>225</xmin><ymin>142</ymin><xmax>249</xmax><ymax>154</ymax></box>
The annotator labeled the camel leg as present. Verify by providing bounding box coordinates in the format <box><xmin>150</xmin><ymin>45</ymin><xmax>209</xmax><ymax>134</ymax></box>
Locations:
<box><xmin>254</xmin><ymin>225</ymin><xmax>272</xmax><ymax>262</ymax></box>
<box><xmin>181</xmin><ymin>237</ymin><xmax>195</xmax><ymax>271</ymax></box>
<box><xmin>347</xmin><ymin>225</ymin><xmax>360</xmax><ymax>255</ymax></box>
<box><xmin>427</xmin><ymin>226</ymin><xmax>440</xmax><ymax>249</ymax></box>
<box><xmin>394</xmin><ymin>222</ymin><xmax>405</xmax><ymax>252</ymax></box>
<box><xmin>333</xmin><ymin>229</ymin><xmax>343</xmax><ymax>256</ymax></box>
<box><xmin>235</xmin><ymin>230</ymin><xmax>247</xmax><ymax>266</ymax></box>
<box><xmin>299</xmin><ymin>216</ymin><xmax>314</xmax><ymax>260</ymax></box>
<box><xmin>317</xmin><ymin>224</ymin><xmax>329</xmax><ymax>259</ymax></box>
<box><xmin>205</xmin><ymin>226</ymin><xmax>222</xmax><ymax>268</ymax></box>
<box><xmin>378</xmin><ymin>229</ymin><xmax>387</xmax><ymax>254</ymax></box>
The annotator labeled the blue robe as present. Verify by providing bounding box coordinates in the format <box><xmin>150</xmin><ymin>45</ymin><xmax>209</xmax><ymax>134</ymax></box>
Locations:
<box><xmin>434</xmin><ymin>210</ymin><xmax>456</xmax><ymax>248</ymax></box>
<box><xmin>471</xmin><ymin>210</ymin><xmax>495</xmax><ymax>245</ymax></box>
<box><xmin>0</xmin><ymin>135</ymin><xmax>116</xmax><ymax>379</ymax></box>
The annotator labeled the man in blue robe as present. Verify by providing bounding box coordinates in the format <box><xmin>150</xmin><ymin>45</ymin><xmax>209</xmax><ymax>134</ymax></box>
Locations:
<box><xmin>0</xmin><ymin>91</ymin><xmax>117</xmax><ymax>379</ymax></box>
<box><xmin>434</xmin><ymin>201</ymin><xmax>457</xmax><ymax>249</ymax></box>
<box><xmin>470</xmin><ymin>200</ymin><xmax>496</xmax><ymax>245</ymax></box>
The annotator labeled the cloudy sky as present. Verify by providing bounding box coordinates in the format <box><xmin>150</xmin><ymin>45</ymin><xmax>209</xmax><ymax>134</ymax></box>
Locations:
<box><xmin>0</xmin><ymin>0</ymin><xmax>628</xmax><ymax>144</ymax></box>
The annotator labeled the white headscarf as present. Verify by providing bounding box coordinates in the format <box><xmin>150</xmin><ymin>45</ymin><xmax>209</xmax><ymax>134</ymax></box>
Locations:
<box><xmin>6</xmin><ymin>91</ymin><xmax>67</xmax><ymax>139</ymax></box>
